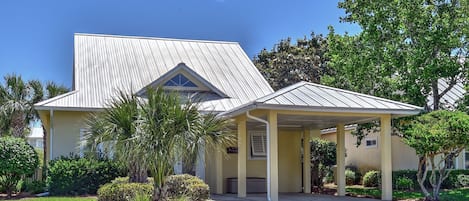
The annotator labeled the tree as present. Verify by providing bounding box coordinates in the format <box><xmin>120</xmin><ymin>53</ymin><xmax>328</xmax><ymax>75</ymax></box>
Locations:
<box><xmin>253</xmin><ymin>33</ymin><xmax>329</xmax><ymax>90</ymax></box>
<box><xmin>0</xmin><ymin>137</ymin><xmax>39</xmax><ymax>198</ymax></box>
<box><xmin>324</xmin><ymin>0</ymin><xmax>469</xmax><ymax>145</ymax></box>
<box><xmin>401</xmin><ymin>110</ymin><xmax>469</xmax><ymax>201</ymax></box>
<box><xmin>85</xmin><ymin>88</ymin><xmax>234</xmax><ymax>200</ymax></box>
<box><xmin>309</xmin><ymin>138</ymin><xmax>336</xmax><ymax>190</ymax></box>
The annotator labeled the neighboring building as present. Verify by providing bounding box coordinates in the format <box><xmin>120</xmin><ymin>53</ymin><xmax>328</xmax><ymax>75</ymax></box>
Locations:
<box><xmin>35</xmin><ymin>33</ymin><xmax>422</xmax><ymax>201</ymax></box>
<box><xmin>321</xmin><ymin>81</ymin><xmax>468</xmax><ymax>172</ymax></box>
<box><xmin>27</xmin><ymin>126</ymin><xmax>44</xmax><ymax>149</ymax></box>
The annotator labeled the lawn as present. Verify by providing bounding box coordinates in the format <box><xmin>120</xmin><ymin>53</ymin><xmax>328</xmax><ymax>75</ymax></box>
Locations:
<box><xmin>5</xmin><ymin>197</ymin><xmax>96</xmax><ymax>201</ymax></box>
<box><xmin>347</xmin><ymin>187</ymin><xmax>469</xmax><ymax>201</ymax></box>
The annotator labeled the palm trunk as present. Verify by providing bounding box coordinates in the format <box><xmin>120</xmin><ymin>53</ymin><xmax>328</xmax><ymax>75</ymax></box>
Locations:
<box><xmin>129</xmin><ymin>162</ymin><xmax>148</xmax><ymax>183</ymax></box>
<box><xmin>42</xmin><ymin>125</ymin><xmax>48</xmax><ymax>180</ymax></box>
<box><xmin>11</xmin><ymin>112</ymin><xmax>25</xmax><ymax>138</ymax></box>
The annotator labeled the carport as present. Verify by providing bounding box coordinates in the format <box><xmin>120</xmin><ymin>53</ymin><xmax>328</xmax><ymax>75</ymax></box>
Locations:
<box><xmin>218</xmin><ymin>82</ymin><xmax>422</xmax><ymax>201</ymax></box>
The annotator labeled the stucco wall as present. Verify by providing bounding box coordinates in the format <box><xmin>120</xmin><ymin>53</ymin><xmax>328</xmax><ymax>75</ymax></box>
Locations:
<box><xmin>321</xmin><ymin>130</ymin><xmax>467</xmax><ymax>172</ymax></box>
<box><xmin>47</xmin><ymin>111</ymin><xmax>91</xmax><ymax>159</ymax></box>
<box><xmin>206</xmin><ymin>129</ymin><xmax>303</xmax><ymax>193</ymax></box>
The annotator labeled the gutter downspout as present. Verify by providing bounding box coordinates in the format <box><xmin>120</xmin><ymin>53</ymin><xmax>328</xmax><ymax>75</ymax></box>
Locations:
<box><xmin>49</xmin><ymin>110</ymin><xmax>54</xmax><ymax>161</ymax></box>
<box><xmin>246</xmin><ymin>111</ymin><xmax>271</xmax><ymax>201</ymax></box>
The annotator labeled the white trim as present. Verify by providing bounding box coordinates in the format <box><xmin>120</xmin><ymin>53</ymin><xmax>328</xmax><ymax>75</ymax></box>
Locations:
<box><xmin>365</xmin><ymin>137</ymin><xmax>378</xmax><ymax>148</ymax></box>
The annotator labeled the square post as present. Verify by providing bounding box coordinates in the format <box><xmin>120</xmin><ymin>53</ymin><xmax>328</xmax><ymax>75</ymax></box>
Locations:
<box><xmin>380</xmin><ymin>115</ymin><xmax>392</xmax><ymax>200</ymax></box>
<box><xmin>336</xmin><ymin>123</ymin><xmax>346</xmax><ymax>196</ymax></box>
<box><xmin>215</xmin><ymin>151</ymin><xmax>223</xmax><ymax>194</ymax></box>
<box><xmin>303</xmin><ymin>128</ymin><xmax>311</xmax><ymax>194</ymax></box>
<box><xmin>268</xmin><ymin>111</ymin><xmax>278</xmax><ymax>201</ymax></box>
<box><xmin>237</xmin><ymin>117</ymin><xmax>247</xmax><ymax>197</ymax></box>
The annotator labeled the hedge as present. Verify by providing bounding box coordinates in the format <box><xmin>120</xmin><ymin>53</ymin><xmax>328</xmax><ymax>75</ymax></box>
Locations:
<box><xmin>392</xmin><ymin>169</ymin><xmax>469</xmax><ymax>189</ymax></box>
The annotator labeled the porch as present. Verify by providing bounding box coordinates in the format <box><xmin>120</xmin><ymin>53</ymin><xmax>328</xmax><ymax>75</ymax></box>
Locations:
<box><xmin>210</xmin><ymin>82</ymin><xmax>422</xmax><ymax>201</ymax></box>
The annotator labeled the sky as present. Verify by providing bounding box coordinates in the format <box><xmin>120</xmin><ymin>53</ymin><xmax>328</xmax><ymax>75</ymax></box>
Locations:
<box><xmin>0</xmin><ymin>0</ymin><xmax>360</xmax><ymax>89</ymax></box>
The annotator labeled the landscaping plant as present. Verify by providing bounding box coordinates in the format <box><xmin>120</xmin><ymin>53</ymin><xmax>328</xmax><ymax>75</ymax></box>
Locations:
<box><xmin>363</xmin><ymin>170</ymin><xmax>381</xmax><ymax>188</ymax></box>
<box><xmin>402</xmin><ymin>110</ymin><xmax>469</xmax><ymax>200</ymax></box>
<box><xmin>0</xmin><ymin>137</ymin><xmax>39</xmax><ymax>198</ymax></box>
<box><xmin>309</xmin><ymin>138</ymin><xmax>336</xmax><ymax>189</ymax></box>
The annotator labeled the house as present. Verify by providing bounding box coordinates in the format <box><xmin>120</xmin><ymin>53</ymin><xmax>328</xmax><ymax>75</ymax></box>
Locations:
<box><xmin>321</xmin><ymin>81</ymin><xmax>469</xmax><ymax>172</ymax></box>
<box><xmin>27</xmin><ymin>126</ymin><xmax>44</xmax><ymax>149</ymax></box>
<box><xmin>35</xmin><ymin>33</ymin><xmax>422</xmax><ymax>201</ymax></box>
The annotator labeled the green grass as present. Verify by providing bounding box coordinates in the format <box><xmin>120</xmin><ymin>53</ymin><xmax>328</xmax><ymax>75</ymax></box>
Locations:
<box><xmin>6</xmin><ymin>197</ymin><xmax>96</xmax><ymax>201</ymax></box>
<box><xmin>346</xmin><ymin>187</ymin><xmax>469</xmax><ymax>201</ymax></box>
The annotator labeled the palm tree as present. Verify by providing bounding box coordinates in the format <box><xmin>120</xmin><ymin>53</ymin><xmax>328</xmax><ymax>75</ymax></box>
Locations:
<box><xmin>85</xmin><ymin>88</ymin><xmax>235</xmax><ymax>200</ymax></box>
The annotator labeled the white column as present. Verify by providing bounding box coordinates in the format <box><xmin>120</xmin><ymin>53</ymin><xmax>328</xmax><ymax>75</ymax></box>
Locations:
<box><xmin>381</xmin><ymin>115</ymin><xmax>392</xmax><ymax>200</ymax></box>
<box><xmin>303</xmin><ymin>128</ymin><xmax>311</xmax><ymax>194</ymax></box>
<box><xmin>268</xmin><ymin>111</ymin><xmax>278</xmax><ymax>201</ymax></box>
<box><xmin>195</xmin><ymin>142</ymin><xmax>205</xmax><ymax>181</ymax></box>
<box><xmin>336</xmin><ymin>123</ymin><xmax>346</xmax><ymax>196</ymax></box>
<box><xmin>237</xmin><ymin>118</ymin><xmax>247</xmax><ymax>197</ymax></box>
<box><xmin>215</xmin><ymin>151</ymin><xmax>223</xmax><ymax>194</ymax></box>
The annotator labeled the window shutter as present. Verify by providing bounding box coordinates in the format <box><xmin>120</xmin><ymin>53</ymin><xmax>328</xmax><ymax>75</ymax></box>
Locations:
<box><xmin>250</xmin><ymin>131</ymin><xmax>267</xmax><ymax>157</ymax></box>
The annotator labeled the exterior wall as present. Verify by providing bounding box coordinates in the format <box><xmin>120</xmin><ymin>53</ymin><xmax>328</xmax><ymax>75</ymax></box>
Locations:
<box><xmin>206</xmin><ymin>129</ymin><xmax>303</xmax><ymax>193</ymax></box>
<box><xmin>42</xmin><ymin>111</ymin><xmax>91</xmax><ymax>160</ymax></box>
<box><xmin>322</xmin><ymin>131</ymin><xmax>467</xmax><ymax>172</ymax></box>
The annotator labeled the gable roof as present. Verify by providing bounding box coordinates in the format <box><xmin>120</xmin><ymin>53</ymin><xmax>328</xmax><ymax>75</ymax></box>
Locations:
<box><xmin>35</xmin><ymin>33</ymin><xmax>274</xmax><ymax>112</ymax></box>
<box><xmin>220</xmin><ymin>81</ymin><xmax>423</xmax><ymax>118</ymax></box>
<box><xmin>136</xmin><ymin>62</ymin><xmax>228</xmax><ymax>98</ymax></box>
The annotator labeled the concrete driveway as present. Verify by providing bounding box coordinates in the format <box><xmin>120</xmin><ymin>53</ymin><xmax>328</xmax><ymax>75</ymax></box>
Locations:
<box><xmin>211</xmin><ymin>193</ymin><xmax>378</xmax><ymax>201</ymax></box>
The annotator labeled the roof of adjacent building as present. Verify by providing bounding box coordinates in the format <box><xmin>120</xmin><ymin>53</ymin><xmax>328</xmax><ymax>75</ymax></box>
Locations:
<box><xmin>220</xmin><ymin>81</ymin><xmax>423</xmax><ymax>118</ymax></box>
<box><xmin>35</xmin><ymin>33</ymin><xmax>274</xmax><ymax>112</ymax></box>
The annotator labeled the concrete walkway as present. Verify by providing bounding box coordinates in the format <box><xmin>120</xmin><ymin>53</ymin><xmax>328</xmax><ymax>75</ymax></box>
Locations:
<box><xmin>211</xmin><ymin>193</ymin><xmax>378</xmax><ymax>201</ymax></box>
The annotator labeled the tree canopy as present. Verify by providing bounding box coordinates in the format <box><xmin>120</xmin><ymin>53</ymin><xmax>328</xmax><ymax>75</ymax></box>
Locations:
<box><xmin>253</xmin><ymin>33</ymin><xmax>329</xmax><ymax>90</ymax></box>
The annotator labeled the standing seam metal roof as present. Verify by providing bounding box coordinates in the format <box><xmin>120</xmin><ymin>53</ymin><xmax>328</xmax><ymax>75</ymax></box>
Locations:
<box><xmin>35</xmin><ymin>33</ymin><xmax>274</xmax><ymax>112</ymax></box>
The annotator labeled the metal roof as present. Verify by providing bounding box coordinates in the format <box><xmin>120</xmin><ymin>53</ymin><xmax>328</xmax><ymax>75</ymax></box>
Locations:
<box><xmin>427</xmin><ymin>79</ymin><xmax>465</xmax><ymax>109</ymax></box>
<box><xmin>220</xmin><ymin>81</ymin><xmax>423</xmax><ymax>118</ymax></box>
<box><xmin>35</xmin><ymin>33</ymin><xmax>274</xmax><ymax>112</ymax></box>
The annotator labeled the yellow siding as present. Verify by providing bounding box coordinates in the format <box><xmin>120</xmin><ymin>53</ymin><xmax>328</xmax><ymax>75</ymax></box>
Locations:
<box><xmin>50</xmin><ymin>111</ymin><xmax>91</xmax><ymax>159</ymax></box>
<box><xmin>206</xmin><ymin>129</ymin><xmax>303</xmax><ymax>193</ymax></box>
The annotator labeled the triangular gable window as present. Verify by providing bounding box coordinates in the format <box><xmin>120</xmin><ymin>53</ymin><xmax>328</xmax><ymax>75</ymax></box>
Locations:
<box><xmin>164</xmin><ymin>74</ymin><xmax>198</xmax><ymax>88</ymax></box>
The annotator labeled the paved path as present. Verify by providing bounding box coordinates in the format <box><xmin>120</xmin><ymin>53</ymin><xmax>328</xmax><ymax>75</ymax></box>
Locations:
<box><xmin>211</xmin><ymin>193</ymin><xmax>378</xmax><ymax>201</ymax></box>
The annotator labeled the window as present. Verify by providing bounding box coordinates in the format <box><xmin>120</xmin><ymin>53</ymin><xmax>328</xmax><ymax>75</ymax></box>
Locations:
<box><xmin>250</xmin><ymin>131</ymin><xmax>267</xmax><ymax>158</ymax></box>
<box><xmin>365</xmin><ymin>137</ymin><xmax>377</xmax><ymax>148</ymax></box>
<box><xmin>465</xmin><ymin>151</ymin><xmax>469</xmax><ymax>169</ymax></box>
<box><xmin>164</xmin><ymin>74</ymin><xmax>198</xmax><ymax>88</ymax></box>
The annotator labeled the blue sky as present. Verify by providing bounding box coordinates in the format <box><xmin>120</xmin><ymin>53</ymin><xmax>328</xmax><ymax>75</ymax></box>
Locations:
<box><xmin>0</xmin><ymin>0</ymin><xmax>359</xmax><ymax>88</ymax></box>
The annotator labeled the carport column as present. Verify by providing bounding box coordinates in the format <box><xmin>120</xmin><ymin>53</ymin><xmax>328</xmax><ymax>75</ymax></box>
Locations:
<box><xmin>303</xmin><ymin>128</ymin><xmax>311</xmax><ymax>194</ymax></box>
<box><xmin>237</xmin><ymin>116</ymin><xmax>247</xmax><ymax>197</ymax></box>
<box><xmin>380</xmin><ymin>114</ymin><xmax>392</xmax><ymax>200</ymax></box>
<box><xmin>268</xmin><ymin>111</ymin><xmax>279</xmax><ymax>201</ymax></box>
<box><xmin>336</xmin><ymin>123</ymin><xmax>346</xmax><ymax>196</ymax></box>
<box><xmin>215</xmin><ymin>151</ymin><xmax>223</xmax><ymax>194</ymax></box>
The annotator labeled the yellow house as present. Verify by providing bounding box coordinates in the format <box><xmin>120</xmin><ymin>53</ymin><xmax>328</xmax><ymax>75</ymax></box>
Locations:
<box><xmin>35</xmin><ymin>33</ymin><xmax>423</xmax><ymax>201</ymax></box>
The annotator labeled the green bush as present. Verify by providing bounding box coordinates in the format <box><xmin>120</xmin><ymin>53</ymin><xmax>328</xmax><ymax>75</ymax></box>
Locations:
<box><xmin>97</xmin><ymin>182</ymin><xmax>153</xmax><ymax>201</ymax></box>
<box><xmin>395</xmin><ymin>177</ymin><xmax>414</xmax><ymax>191</ymax></box>
<box><xmin>345</xmin><ymin>169</ymin><xmax>356</xmax><ymax>185</ymax></box>
<box><xmin>112</xmin><ymin>177</ymin><xmax>154</xmax><ymax>184</ymax></box>
<box><xmin>24</xmin><ymin>180</ymin><xmax>47</xmax><ymax>194</ymax></box>
<box><xmin>456</xmin><ymin>174</ymin><xmax>469</xmax><ymax>187</ymax></box>
<box><xmin>363</xmin><ymin>170</ymin><xmax>381</xmax><ymax>187</ymax></box>
<box><xmin>165</xmin><ymin>174</ymin><xmax>210</xmax><ymax>201</ymax></box>
<box><xmin>0</xmin><ymin>137</ymin><xmax>39</xmax><ymax>198</ymax></box>
<box><xmin>48</xmin><ymin>155</ymin><xmax>124</xmax><ymax>195</ymax></box>
<box><xmin>392</xmin><ymin>169</ymin><xmax>469</xmax><ymax>189</ymax></box>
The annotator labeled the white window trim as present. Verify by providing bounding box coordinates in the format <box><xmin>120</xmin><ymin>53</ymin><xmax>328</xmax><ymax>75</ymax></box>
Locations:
<box><xmin>365</xmin><ymin>137</ymin><xmax>378</xmax><ymax>148</ymax></box>
<box><xmin>249</xmin><ymin>130</ymin><xmax>267</xmax><ymax>160</ymax></box>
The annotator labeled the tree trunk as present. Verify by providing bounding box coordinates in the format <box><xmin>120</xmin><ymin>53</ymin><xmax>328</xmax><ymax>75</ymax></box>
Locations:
<box><xmin>11</xmin><ymin>112</ymin><xmax>25</xmax><ymax>138</ymax></box>
<box><xmin>431</xmin><ymin>80</ymin><xmax>439</xmax><ymax>111</ymax></box>
<box><xmin>42</xmin><ymin>125</ymin><xmax>48</xmax><ymax>180</ymax></box>
<box><xmin>129</xmin><ymin>162</ymin><xmax>148</xmax><ymax>183</ymax></box>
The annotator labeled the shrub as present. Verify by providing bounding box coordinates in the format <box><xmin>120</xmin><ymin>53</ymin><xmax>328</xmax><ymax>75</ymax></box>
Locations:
<box><xmin>392</xmin><ymin>169</ymin><xmax>469</xmax><ymax>189</ymax></box>
<box><xmin>395</xmin><ymin>177</ymin><xmax>414</xmax><ymax>191</ymax></box>
<box><xmin>24</xmin><ymin>180</ymin><xmax>47</xmax><ymax>194</ymax></box>
<box><xmin>112</xmin><ymin>177</ymin><xmax>154</xmax><ymax>184</ymax></box>
<box><xmin>97</xmin><ymin>182</ymin><xmax>153</xmax><ymax>201</ymax></box>
<box><xmin>0</xmin><ymin>137</ymin><xmax>39</xmax><ymax>198</ymax></box>
<box><xmin>457</xmin><ymin>174</ymin><xmax>469</xmax><ymax>187</ymax></box>
<box><xmin>165</xmin><ymin>174</ymin><xmax>210</xmax><ymax>201</ymax></box>
<box><xmin>363</xmin><ymin>170</ymin><xmax>381</xmax><ymax>187</ymax></box>
<box><xmin>48</xmin><ymin>155</ymin><xmax>124</xmax><ymax>195</ymax></box>
<box><xmin>345</xmin><ymin>169</ymin><xmax>356</xmax><ymax>185</ymax></box>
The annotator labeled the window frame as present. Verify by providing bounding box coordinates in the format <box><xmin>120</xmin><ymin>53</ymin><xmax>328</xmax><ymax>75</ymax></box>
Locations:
<box><xmin>249</xmin><ymin>131</ymin><xmax>267</xmax><ymax>160</ymax></box>
<box><xmin>364</xmin><ymin>137</ymin><xmax>378</xmax><ymax>148</ymax></box>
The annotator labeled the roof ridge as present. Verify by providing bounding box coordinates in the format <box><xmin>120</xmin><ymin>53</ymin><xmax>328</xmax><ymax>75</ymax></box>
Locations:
<box><xmin>306</xmin><ymin>82</ymin><xmax>423</xmax><ymax>109</ymax></box>
<box><xmin>34</xmin><ymin>90</ymin><xmax>79</xmax><ymax>107</ymax></box>
<box><xmin>74</xmin><ymin>33</ymin><xmax>239</xmax><ymax>44</ymax></box>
